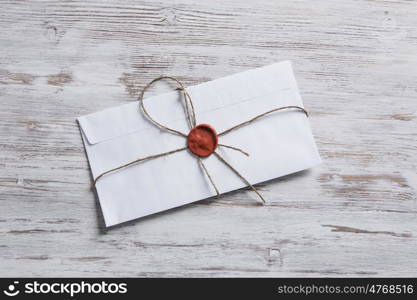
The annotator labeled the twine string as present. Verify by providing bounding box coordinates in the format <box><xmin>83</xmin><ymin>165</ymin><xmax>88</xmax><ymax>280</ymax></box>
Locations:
<box><xmin>185</xmin><ymin>90</ymin><xmax>197</xmax><ymax>127</ymax></box>
<box><xmin>94</xmin><ymin>76</ymin><xmax>309</xmax><ymax>204</ymax></box>
<box><xmin>178</xmin><ymin>87</ymin><xmax>197</xmax><ymax>129</ymax></box>
<box><xmin>218</xmin><ymin>144</ymin><xmax>250</xmax><ymax>157</ymax></box>
<box><xmin>198</xmin><ymin>158</ymin><xmax>220</xmax><ymax>195</ymax></box>
<box><xmin>139</xmin><ymin>76</ymin><xmax>188</xmax><ymax>137</ymax></box>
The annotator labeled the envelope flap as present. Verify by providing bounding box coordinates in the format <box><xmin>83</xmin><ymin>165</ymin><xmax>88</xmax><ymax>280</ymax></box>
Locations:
<box><xmin>78</xmin><ymin>61</ymin><xmax>299</xmax><ymax>145</ymax></box>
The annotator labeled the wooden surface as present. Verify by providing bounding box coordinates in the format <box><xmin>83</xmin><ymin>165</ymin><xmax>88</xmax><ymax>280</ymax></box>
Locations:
<box><xmin>0</xmin><ymin>0</ymin><xmax>416</xmax><ymax>277</ymax></box>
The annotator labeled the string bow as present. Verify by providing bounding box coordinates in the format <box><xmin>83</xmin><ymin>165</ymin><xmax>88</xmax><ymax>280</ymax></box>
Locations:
<box><xmin>94</xmin><ymin>76</ymin><xmax>308</xmax><ymax>204</ymax></box>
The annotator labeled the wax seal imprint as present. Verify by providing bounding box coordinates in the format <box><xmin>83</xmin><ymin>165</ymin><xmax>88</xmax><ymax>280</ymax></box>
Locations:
<box><xmin>187</xmin><ymin>124</ymin><xmax>218</xmax><ymax>157</ymax></box>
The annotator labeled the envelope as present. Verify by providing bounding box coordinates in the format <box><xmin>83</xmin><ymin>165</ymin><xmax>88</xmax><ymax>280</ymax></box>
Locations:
<box><xmin>77</xmin><ymin>61</ymin><xmax>321</xmax><ymax>227</ymax></box>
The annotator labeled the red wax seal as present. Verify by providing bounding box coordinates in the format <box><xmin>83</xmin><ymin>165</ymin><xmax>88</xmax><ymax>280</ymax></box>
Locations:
<box><xmin>187</xmin><ymin>124</ymin><xmax>218</xmax><ymax>157</ymax></box>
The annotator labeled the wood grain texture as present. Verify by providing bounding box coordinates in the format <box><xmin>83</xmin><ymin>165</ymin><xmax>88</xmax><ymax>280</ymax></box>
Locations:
<box><xmin>0</xmin><ymin>0</ymin><xmax>416</xmax><ymax>277</ymax></box>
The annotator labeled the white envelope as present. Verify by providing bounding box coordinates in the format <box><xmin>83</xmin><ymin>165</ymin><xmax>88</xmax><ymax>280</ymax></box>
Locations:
<box><xmin>77</xmin><ymin>61</ymin><xmax>321</xmax><ymax>227</ymax></box>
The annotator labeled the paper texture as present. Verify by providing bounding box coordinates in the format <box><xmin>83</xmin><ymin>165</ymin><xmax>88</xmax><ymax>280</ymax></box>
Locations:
<box><xmin>78</xmin><ymin>61</ymin><xmax>321</xmax><ymax>227</ymax></box>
